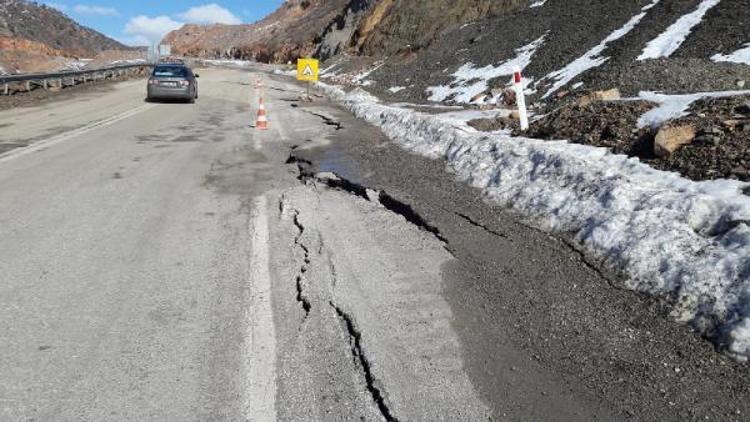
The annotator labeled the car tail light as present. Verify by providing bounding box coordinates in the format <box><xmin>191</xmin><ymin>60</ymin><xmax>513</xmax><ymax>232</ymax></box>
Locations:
<box><xmin>180</xmin><ymin>80</ymin><xmax>190</xmax><ymax>87</ymax></box>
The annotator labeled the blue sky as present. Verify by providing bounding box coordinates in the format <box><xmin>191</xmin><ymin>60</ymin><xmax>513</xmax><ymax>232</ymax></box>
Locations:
<box><xmin>39</xmin><ymin>1</ymin><xmax>285</xmax><ymax>46</ymax></box>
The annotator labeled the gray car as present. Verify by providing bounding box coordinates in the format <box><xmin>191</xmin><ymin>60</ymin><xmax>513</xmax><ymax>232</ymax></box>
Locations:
<box><xmin>146</xmin><ymin>65</ymin><xmax>199</xmax><ymax>103</ymax></box>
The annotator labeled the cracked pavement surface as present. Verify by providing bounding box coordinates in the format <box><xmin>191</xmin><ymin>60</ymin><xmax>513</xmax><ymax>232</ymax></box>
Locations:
<box><xmin>1</xmin><ymin>65</ymin><xmax>750</xmax><ymax>421</ymax></box>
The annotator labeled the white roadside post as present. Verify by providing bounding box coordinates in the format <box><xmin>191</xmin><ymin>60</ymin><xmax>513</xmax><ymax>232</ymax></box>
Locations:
<box><xmin>513</xmin><ymin>68</ymin><xmax>529</xmax><ymax>131</ymax></box>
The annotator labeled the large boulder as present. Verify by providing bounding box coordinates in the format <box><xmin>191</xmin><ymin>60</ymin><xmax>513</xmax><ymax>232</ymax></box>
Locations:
<box><xmin>654</xmin><ymin>124</ymin><xmax>696</xmax><ymax>158</ymax></box>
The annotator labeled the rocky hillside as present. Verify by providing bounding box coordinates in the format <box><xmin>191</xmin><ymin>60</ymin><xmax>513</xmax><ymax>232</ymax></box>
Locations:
<box><xmin>164</xmin><ymin>0</ymin><xmax>353</xmax><ymax>63</ymax></box>
<box><xmin>338</xmin><ymin>0</ymin><xmax>750</xmax><ymax>184</ymax></box>
<box><xmin>350</xmin><ymin>0</ymin><xmax>527</xmax><ymax>57</ymax></box>
<box><xmin>165</xmin><ymin>0</ymin><xmax>528</xmax><ymax>63</ymax></box>
<box><xmin>0</xmin><ymin>0</ymin><xmax>127</xmax><ymax>56</ymax></box>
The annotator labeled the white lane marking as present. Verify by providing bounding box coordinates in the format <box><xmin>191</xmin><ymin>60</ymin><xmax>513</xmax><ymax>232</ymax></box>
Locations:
<box><xmin>245</xmin><ymin>195</ymin><xmax>277</xmax><ymax>421</ymax></box>
<box><xmin>0</xmin><ymin>103</ymin><xmax>156</xmax><ymax>163</ymax></box>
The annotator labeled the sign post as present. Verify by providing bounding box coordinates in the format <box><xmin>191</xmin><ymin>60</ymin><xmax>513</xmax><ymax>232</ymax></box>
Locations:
<box><xmin>297</xmin><ymin>58</ymin><xmax>319</xmax><ymax>99</ymax></box>
<box><xmin>513</xmin><ymin>68</ymin><xmax>529</xmax><ymax>131</ymax></box>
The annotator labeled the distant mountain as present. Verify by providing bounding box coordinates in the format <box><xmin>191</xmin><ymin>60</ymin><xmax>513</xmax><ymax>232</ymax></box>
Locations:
<box><xmin>164</xmin><ymin>0</ymin><xmax>353</xmax><ymax>63</ymax></box>
<box><xmin>0</xmin><ymin>0</ymin><xmax>128</xmax><ymax>57</ymax></box>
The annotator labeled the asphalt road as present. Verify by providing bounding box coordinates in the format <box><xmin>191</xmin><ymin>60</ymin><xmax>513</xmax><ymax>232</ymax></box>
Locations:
<box><xmin>1</xmin><ymin>66</ymin><xmax>749</xmax><ymax>421</ymax></box>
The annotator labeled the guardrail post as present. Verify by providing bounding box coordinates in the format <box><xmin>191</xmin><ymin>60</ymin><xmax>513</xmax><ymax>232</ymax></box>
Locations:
<box><xmin>43</xmin><ymin>79</ymin><xmax>48</xmax><ymax>90</ymax></box>
<box><xmin>26</xmin><ymin>81</ymin><xmax>31</xmax><ymax>92</ymax></box>
<box><xmin>3</xmin><ymin>83</ymin><xmax>8</xmax><ymax>96</ymax></box>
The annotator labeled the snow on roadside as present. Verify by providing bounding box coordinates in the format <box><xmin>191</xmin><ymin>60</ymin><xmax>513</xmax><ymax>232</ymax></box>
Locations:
<box><xmin>273</xmin><ymin>68</ymin><xmax>296</xmax><ymax>77</ymax></box>
<box><xmin>110</xmin><ymin>59</ymin><xmax>147</xmax><ymax>65</ymax></box>
<box><xmin>427</xmin><ymin>35</ymin><xmax>546</xmax><ymax>104</ymax></box>
<box><xmin>712</xmin><ymin>43</ymin><xmax>750</xmax><ymax>65</ymax></box>
<box><xmin>66</xmin><ymin>59</ymin><xmax>93</xmax><ymax>71</ymax></box>
<box><xmin>321</xmin><ymin>82</ymin><xmax>750</xmax><ymax>361</ymax></box>
<box><xmin>636</xmin><ymin>90</ymin><xmax>750</xmax><ymax>128</ymax></box>
<box><xmin>638</xmin><ymin>0</ymin><xmax>721</xmax><ymax>60</ymax></box>
<box><xmin>542</xmin><ymin>0</ymin><xmax>660</xmax><ymax>98</ymax></box>
<box><xmin>529</xmin><ymin>0</ymin><xmax>547</xmax><ymax>8</ymax></box>
<box><xmin>203</xmin><ymin>59</ymin><xmax>251</xmax><ymax>67</ymax></box>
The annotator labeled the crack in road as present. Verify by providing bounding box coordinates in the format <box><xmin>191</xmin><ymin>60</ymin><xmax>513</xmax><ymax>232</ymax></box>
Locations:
<box><xmin>283</xmin><ymin>185</ymin><xmax>400</xmax><ymax>420</ymax></box>
<box><xmin>302</xmin><ymin>111</ymin><xmax>344</xmax><ymax>130</ymax></box>
<box><xmin>330</xmin><ymin>302</ymin><xmax>399</xmax><ymax>422</ymax></box>
<box><xmin>453</xmin><ymin>211</ymin><xmax>511</xmax><ymax>240</ymax></box>
<box><xmin>377</xmin><ymin>191</ymin><xmax>448</xmax><ymax>244</ymax></box>
<box><xmin>287</xmin><ymin>152</ymin><xmax>450</xmax><ymax>248</ymax></box>
<box><xmin>292</xmin><ymin>210</ymin><xmax>312</xmax><ymax>317</ymax></box>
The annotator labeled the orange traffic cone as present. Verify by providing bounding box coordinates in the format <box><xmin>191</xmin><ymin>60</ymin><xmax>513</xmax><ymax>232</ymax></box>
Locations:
<box><xmin>256</xmin><ymin>97</ymin><xmax>268</xmax><ymax>130</ymax></box>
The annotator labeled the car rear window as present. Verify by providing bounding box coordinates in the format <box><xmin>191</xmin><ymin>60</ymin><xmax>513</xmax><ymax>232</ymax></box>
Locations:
<box><xmin>153</xmin><ymin>67</ymin><xmax>188</xmax><ymax>77</ymax></box>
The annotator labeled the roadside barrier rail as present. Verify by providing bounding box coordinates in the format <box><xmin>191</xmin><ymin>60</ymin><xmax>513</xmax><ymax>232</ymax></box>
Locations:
<box><xmin>0</xmin><ymin>63</ymin><xmax>153</xmax><ymax>95</ymax></box>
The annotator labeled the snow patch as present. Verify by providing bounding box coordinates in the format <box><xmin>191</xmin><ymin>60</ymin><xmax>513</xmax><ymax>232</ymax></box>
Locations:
<box><xmin>427</xmin><ymin>35</ymin><xmax>546</xmax><ymax>104</ymax></box>
<box><xmin>542</xmin><ymin>0</ymin><xmax>660</xmax><ymax>98</ymax></box>
<box><xmin>109</xmin><ymin>59</ymin><xmax>147</xmax><ymax>66</ymax></box>
<box><xmin>433</xmin><ymin>109</ymin><xmax>511</xmax><ymax>130</ymax></box>
<box><xmin>322</xmin><ymin>82</ymin><xmax>750</xmax><ymax>362</ymax></box>
<box><xmin>203</xmin><ymin>59</ymin><xmax>253</xmax><ymax>67</ymax></box>
<box><xmin>388</xmin><ymin>86</ymin><xmax>406</xmax><ymax>94</ymax></box>
<box><xmin>321</xmin><ymin>63</ymin><xmax>341</xmax><ymax>76</ymax></box>
<box><xmin>637</xmin><ymin>90</ymin><xmax>750</xmax><ymax>128</ymax></box>
<box><xmin>353</xmin><ymin>61</ymin><xmax>386</xmax><ymax>86</ymax></box>
<box><xmin>530</xmin><ymin>0</ymin><xmax>547</xmax><ymax>7</ymax></box>
<box><xmin>638</xmin><ymin>0</ymin><xmax>721</xmax><ymax>60</ymax></box>
<box><xmin>712</xmin><ymin>43</ymin><xmax>750</xmax><ymax>65</ymax></box>
<box><xmin>273</xmin><ymin>68</ymin><xmax>296</xmax><ymax>76</ymax></box>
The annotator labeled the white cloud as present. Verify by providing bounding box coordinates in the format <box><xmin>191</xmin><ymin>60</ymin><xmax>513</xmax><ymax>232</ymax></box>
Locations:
<box><xmin>124</xmin><ymin>15</ymin><xmax>183</xmax><ymax>46</ymax></box>
<box><xmin>73</xmin><ymin>4</ymin><xmax>119</xmax><ymax>16</ymax></box>
<box><xmin>178</xmin><ymin>3</ymin><xmax>241</xmax><ymax>25</ymax></box>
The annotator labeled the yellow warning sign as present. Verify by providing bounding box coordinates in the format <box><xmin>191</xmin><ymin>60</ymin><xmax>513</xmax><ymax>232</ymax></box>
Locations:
<box><xmin>297</xmin><ymin>58</ymin><xmax>319</xmax><ymax>82</ymax></box>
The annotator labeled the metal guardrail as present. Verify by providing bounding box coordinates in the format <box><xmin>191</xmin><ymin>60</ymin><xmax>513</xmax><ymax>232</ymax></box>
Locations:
<box><xmin>0</xmin><ymin>63</ymin><xmax>151</xmax><ymax>83</ymax></box>
<box><xmin>0</xmin><ymin>63</ymin><xmax>154</xmax><ymax>94</ymax></box>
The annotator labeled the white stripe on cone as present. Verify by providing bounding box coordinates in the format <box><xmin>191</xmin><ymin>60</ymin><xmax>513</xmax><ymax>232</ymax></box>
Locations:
<box><xmin>256</xmin><ymin>97</ymin><xmax>268</xmax><ymax>130</ymax></box>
